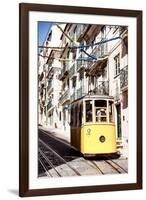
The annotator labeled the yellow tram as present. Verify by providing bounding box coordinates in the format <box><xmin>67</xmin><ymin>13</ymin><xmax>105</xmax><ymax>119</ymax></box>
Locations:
<box><xmin>70</xmin><ymin>95</ymin><xmax>117</xmax><ymax>156</ymax></box>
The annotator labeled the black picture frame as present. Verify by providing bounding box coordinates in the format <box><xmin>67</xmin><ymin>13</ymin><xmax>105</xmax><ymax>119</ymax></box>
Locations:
<box><xmin>19</xmin><ymin>3</ymin><xmax>142</xmax><ymax>197</ymax></box>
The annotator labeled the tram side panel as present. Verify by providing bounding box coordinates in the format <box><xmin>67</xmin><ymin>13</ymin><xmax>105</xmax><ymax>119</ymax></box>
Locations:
<box><xmin>71</xmin><ymin>126</ymin><xmax>82</xmax><ymax>151</ymax></box>
<box><xmin>70</xmin><ymin>101</ymin><xmax>83</xmax><ymax>152</ymax></box>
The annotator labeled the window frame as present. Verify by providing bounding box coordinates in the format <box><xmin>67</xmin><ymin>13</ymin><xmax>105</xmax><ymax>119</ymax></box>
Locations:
<box><xmin>85</xmin><ymin>100</ymin><xmax>93</xmax><ymax>123</ymax></box>
<box><xmin>114</xmin><ymin>53</ymin><xmax>120</xmax><ymax>77</ymax></box>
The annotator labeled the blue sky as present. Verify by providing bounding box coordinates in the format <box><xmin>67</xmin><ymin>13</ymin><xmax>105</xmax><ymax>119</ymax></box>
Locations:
<box><xmin>38</xmin><ymin>22</ymin><xmax>52</xmax><ymax>46</ymax></box>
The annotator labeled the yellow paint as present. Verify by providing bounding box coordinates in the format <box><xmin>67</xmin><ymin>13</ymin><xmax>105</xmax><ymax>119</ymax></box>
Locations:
<box><xmin>71</xmin><ymin>123</ymin><xmax>117</xmax><ymax>154</ymax></box>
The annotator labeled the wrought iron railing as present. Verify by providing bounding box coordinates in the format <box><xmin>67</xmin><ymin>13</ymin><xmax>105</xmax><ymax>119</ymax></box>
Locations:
<box><xmin>59</xmin><ymin>89</ymin><xmax>70</xmax><ymax>103</ymax></box>
<box><xmin>120</xmin><ymin>65</ymin><xmax>128</xmax><ymax>89</ymax></box>
<box><xmin>70</xmin><ymin>91</ymin><xmax>76</xmax><ymax>102</ymax></box>
<box><xmin>86</xmin><ymin>60</ymin><xmax>95</xmax><ymax>70</ymax></box>
<box><xmin>91</xmin><ymin>81</ymin><xmax>109</xmax><ymax>95</ymax></box>
<box><xmin>59</xmin><ymin>62</ymin><xmax>69</xmax><ymax>80</ymax></box>
<box><xmin>76</xmin><ymin>24</ymin><xmax>88</xmax><ymax>41</ymax></box>
<box><xmin>91</xmin><ymin>42</ymin><xmax>108</xmax><ymax>60</ymax></box>
<box><xmin>76</xmin><ymin>60</ymin><xmax>86</xmax><ymax>71</ymax></box>
<box><xmin>77</xmin><ymin>86</ymin><xmax>85</xmax><ymax>99</ymax></box>
<box><xmin>69</xmin><ymin>63</ymin><xmax>76</xmax><ymax>77</ymax></box>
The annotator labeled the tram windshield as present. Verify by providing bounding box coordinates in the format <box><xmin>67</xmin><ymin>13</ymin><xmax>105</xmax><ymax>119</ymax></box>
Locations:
<box><xmin>109</xmin><ymin>101</ymin><xmax>114</xmax><ymax>123</ymax></box>
<box><xmin>86</xmin><ymin>100</ymin><xmax>93</xmax><ymax>122</ymax></box>
<box><xmin>95</xmin><ymin>100</ymin><xmax>107</xmax><ymax>122</ymax></box>
<box><xmin>71</xmin><ymin>102</ymin><xmax>83</xmax><ymax>127</ymax></box>
<box><xmin>85</xmin><ymin>99</ymin><xmax>114</xmax><ymax>123</ymax></box>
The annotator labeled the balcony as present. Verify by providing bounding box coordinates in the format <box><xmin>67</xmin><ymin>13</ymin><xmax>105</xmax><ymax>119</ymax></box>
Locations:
<box><xmin>91</xmin><ymin>43</ymin><xmax>108</xmax><ymax>60</ymax></box>
<box><xmin>69</xmin><ymin>63</ymin><xmax>76</xmax><ymax>77</ymax></box>
<box><xmin>120</xmin><ymin>65</ymin><xmax>128</xmax><ymax>89</ymax></box>
<box><xmin>76</xmin><ymin>60</ymin><xmax>86</xmax><ymax>71</ymax></box>
<box><xmin>91</xmin><ymin>81</ymin><xmax>109</xmax><ymax>96</ymax></box>
<box><xmin>70</xmin><ymin>91</ymin><xmax>76</xmax><ymax>102</ymax></box>
<box><xmin>59</xmin><ymin>89</ymin><xmax>70</xmax><ymax>104</ymax></box>
<box><xmin>59</xmin><ymin>62</ymin><xmax>69</xmax><ymax>80</ymax></box>
<box><xmin>77</xmin><ymin>86</ymin><xmax>85</xmax><ymax>99</ymax></box>
<box><xmin>76</xmin><ymin>24</ymin><xmax>88</xmax><ymax>41</ymax></box>
<box><xmin>86</xmin><ymin>61</ymin><xmax>94</xmax><ymax>71</ymax></box>
<box><xmin>47</xmin><ymin>100</ymin><xmax>53</xmax><ymax>110</ymax></box>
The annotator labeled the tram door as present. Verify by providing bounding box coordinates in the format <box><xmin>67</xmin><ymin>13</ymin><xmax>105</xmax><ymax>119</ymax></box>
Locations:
<box><xmin>116</xmin><ymin>104</ymin><xmax>121</xmax><ymax>139</ymax></box>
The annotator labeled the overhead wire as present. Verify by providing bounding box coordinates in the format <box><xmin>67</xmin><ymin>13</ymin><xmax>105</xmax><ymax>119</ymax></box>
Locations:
<box><xmin>38</xmin><ymin>36</ymin><xmax>121</xmax><ymax>50</ymax></box>
<box><xmin>70</xmin><ymin>36</ymin><xmax>121</xmax><ymax>49</ymax></box>
<box><xmin>39</xmin><ymin>23</ymin><xmax>122</xmax><ymax>62</ymax></box>
<box><xmin>38</xmin><ymin>53</ymin><xmax>94</xmax><ymax>61</ymax></box>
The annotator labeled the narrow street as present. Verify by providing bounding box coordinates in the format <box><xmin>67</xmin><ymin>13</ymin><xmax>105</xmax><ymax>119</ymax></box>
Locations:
<box><xmin>38</xmin><ymin>128</ymin><xmax>128</xmax><ymax>178</ymax></box>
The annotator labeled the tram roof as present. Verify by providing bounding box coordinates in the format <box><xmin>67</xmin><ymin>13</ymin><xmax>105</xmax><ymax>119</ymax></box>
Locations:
<box><xmin>71</xmin><ymin>95</ymin><xmax>114</xmax><ymax>104</ymax></box>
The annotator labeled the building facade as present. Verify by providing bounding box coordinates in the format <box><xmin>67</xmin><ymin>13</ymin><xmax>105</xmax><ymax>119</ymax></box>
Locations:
<box><xmin>38</xmin><ymin>24</ymin><xmax>65</xmax><ymax>128</ymax></box>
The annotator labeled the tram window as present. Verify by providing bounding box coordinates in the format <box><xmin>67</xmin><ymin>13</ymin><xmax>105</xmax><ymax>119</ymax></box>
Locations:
<box><xmin>72</xmin><ymin>77</ymin><xmax>76</xmax><ymax>88</ymax></box>
<box><xmin>122</xmin><ymin>90</ymin><xmax>128</xmax><ymax>109</ymax></box>
<box><xmin>86</xmin><ymin>100</ymin><xmax>93</xmax><ymax>122</ymax></box>
<box><xmin>71</xmin><ymin>105</ymin><xmax>74</xmax><ymax>126</ymax></box>
<box><xmin>95</xmin><ymin>100</ymin><xmax>107</xmax><ymax>122</ymax></box>
<box><xmin>95</xmin><ymin>100</ymin><xmax>106</xmax><ymax>107</ymax></box>
<box><xmin>75</xmin><ymin>104</ymin><xmax>78</xmax><ymax>127</ymax></box>
<box><xmin>79</xmin><ymin>103</ymin><xmax>83</xmax><ymax>126</ymax></box>
<box><xmin>109</xmin><ymin>101</ymin><xmax>114</xmax><ymax>123</ymax></box>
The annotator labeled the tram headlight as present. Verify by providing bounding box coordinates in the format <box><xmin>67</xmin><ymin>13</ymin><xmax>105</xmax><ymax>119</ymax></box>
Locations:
<box><xmin>99</xmin><ymin>135</ymin><xmax>106</xmax><ymax>143</ymax></box>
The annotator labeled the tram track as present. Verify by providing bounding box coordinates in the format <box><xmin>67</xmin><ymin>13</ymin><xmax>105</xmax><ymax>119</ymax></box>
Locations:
<box><xmin>106</xmin><ymin>159</ymin><xmax>128</xmax><ymax>173</ymax></box>
<box><xmin>39</xmin><ymin>138</ymin><xmax>82</xmax><ymax>177</ymax></box>
<box><xmin>38</xmin><ymin>157</ymin><xmax>53</xmax><ymax>177</ymax></box>
<box><xmin>103</xmin><ymin>155</ymin><xmax>128</xmax><ymax>173</ymax></box>
<box><xmin>85</xmin><ymin>160</ymin><xmax>105</xmax><ymax>175</ymax></box>
<box><xmin>39</xmin><ymin>149</ymin><xmax>62</xmax><ymax>177</ymax></box>
<box><xmin>103</xmin><ymin>160</ymin><xmax>122</xmax><ymax>174</ymax></box>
